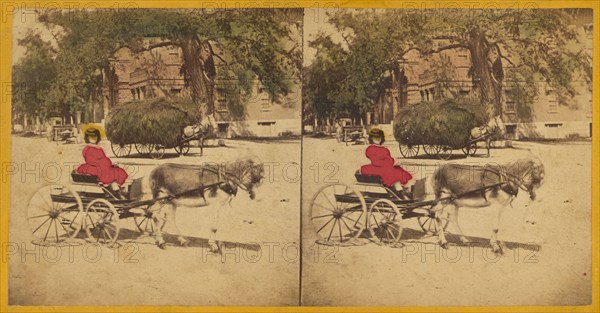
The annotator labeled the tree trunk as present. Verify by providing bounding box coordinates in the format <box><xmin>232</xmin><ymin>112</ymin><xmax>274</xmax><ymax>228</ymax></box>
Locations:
<box><xmin>180</xmin><ymin>36</ymin><xmax>216</xmax><ymax>119</ymax></box>
<box><xmin>469</xmin><ymin>31</ymin><xmax>502</xmax><ymax>121</ymax></box>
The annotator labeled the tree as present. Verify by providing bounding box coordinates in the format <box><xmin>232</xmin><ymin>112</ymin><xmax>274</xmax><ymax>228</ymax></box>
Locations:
<box><xmin>12</xmin><ymin>32</ymin><xmax>57</xmax><ymax>129</ymax></box>
<box><xmin>39</xmin><ymin>8</ymin><xmax>302</xmax><ymax>120</ymax></box>
<box><xmin>306</xmin><ymin>9</ymin><xmax>592</xmax><ymax>122</ymax></box>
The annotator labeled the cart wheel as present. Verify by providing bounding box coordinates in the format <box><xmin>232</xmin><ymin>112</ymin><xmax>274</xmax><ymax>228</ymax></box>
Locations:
<box><xmin>149</xmin><ymin>145</ymin><xmax>165</xmax><ymax>159</ymax></box>
<box><xmin>418</xmin><ymin>215</ymin><xmax>449</xmax><ymax>235</ymax></box>
<box><xmin>437</xmin><ymin>146</ymin><xmax>453</xmax><ymax>160</ymax></box>
<box><xmin>174</xmin><ymin>141</ymin><xmax>191</xmax><ymax>156</ymax></box>
<box><xmin>133</xmin><ymin>206</ymin><xmax>155</xmax><ymax>235</ymax></box>
<box><xmin>399</xmin><ymin>144</ymin><xmax>419</xmax><ymax>158</ymax></box>
<box><xmin>461</xmin><ymin>143</ymin><xmax>477</xmax><ymax>157</ymax></box>
<box><xmin>84</xmin><ymin>199</ymin><xmax>120</xmax><ymax>247</ymax></box>
<box><xmin>27</xmin><ymin>185</ymin><xmax>84</xmax><ymax>245</ymax></box>
<box><xmin>310</xmin><ymin>183</ymin><xmax>366</xmax><ymax>245</ymax></box>
<box><xmin>423</xmin><ymin>145</ymin><xmax>441</xmax><ymax>156</ymax></box>
<box><xmin>111</xmin><ymin>143</ymin><xmax>131</xmax><ymax>158</ymax></box>
<box><xmin>135</xmin><ymin>143</ymin><xmax>154</xmax><ymax>156</ymax></box>
<box><xmin>368</xmin><ymin>199</ymin><xmax>403</xmax><ymax>246</ymax></box>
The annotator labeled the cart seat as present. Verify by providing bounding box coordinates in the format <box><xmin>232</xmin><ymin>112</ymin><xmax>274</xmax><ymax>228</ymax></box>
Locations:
<box><xmin>354</xmin><ymin>170</ymin><xmax>383</xmax><ymax>185</ymax></box>
<box><xmin>71</xmin><ymin>172</ymin><xmax>100</xmax><ymax>184</ymax></box>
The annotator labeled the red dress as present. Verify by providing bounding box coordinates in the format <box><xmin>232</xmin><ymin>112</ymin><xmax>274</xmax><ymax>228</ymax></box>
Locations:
<box><xmin>360</xmin><ymin>145</ymin><xmax>412</xmax><ymax>187</ymax></box>
<box><xmin>76</xmin><ymin>145</ymin><xmax>128</xmax><ymax>185</ymax></box>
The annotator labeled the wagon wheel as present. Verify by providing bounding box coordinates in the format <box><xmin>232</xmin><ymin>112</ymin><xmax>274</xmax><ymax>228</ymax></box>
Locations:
<box><xmin>461</xmin><ymin>143</ymin><xmax>478</xmax><ymax>157</ymax></box>
<box><xmin>133</xmin><ymin>205</ymin><xmax>155</xmax><ymax>235</ymax></box>
<box><xmin>149</xmin><ymin>145</ymin><xmax>165</xmax><ymax>159</ymax></box>
<box><xmin>111</xmin><ymin>143</ymin><xmax>131</xmax><ymax>158</ymax></box>
<box><xmin>310</xmin><ymin>183</ymin><xmax>366</xmax><ymax>245</ymax></box>
<box><xmin>174</xmin><ymin>141</ymin><xmax>191</xmax><ymax>156</ymax></box>
<box><xmin>423</xmin><ymin>145</ymin><xmax>441</xmax><ymax>156</ymax></box>
<box><xmin>135</xmin><ymin>143</ymin><xmax>154</xmax><ymax>156</ymax></box>
<box><xmin>437</xmin><ymin>145</ymin><xmax>453</xmax><ymax>160</ymax></box>
<box><xmin>84</xmin><ymin>199</ymin><xmax>120</xmax><ymax>247</ymax></box>
<box><xmin>368</xmin><ymin>199</ymin><xmax>403</xmax><ymax>247</ymax></box>
<box><xmin>399</xmin><ymin>144</ymin><xmax>419</xmax><ymax>158</ymax></box>
<box><xmin>418</xmin><ymin>214</ymin><xmax>449</xmax><ymax>235</ymax></box>
<box><xmin>27</xmin><ymin>185</ymin><xmax>84</xmax><ymax>245</ymax></box>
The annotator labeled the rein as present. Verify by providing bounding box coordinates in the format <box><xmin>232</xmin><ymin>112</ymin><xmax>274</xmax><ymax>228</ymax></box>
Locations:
<box><xmin>481</xmin><ymin>165</ymin><xmax>532</xmax><ymax>194</ymax></box>
<box><xmin>200</xmin><ymin>164</ymin><xmax>252</xmax><ymax>193</ymax></box>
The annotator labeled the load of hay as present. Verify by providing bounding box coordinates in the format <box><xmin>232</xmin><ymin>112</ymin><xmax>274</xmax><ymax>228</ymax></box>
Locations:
<box><xmin>393</xmin><ymin>98</ymin><xmax>485</xmax><ymax>147</ymax></box>
<box><xmin>106</xmin><ymin>98</ymin><xmax>199</xmax><ymax>145</ymax></box>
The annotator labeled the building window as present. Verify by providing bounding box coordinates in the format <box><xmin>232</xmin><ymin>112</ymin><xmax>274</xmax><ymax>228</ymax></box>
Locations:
<box><xmin>217</xmin><ymin>123</ymin><xmax>229</xmax><ymax>134</ymax></box>
<box><xmin>170</xmin><ymin>88</ymin><xmax>181</xmax><ymax>96</ymax></box>
<box><xmin>259</xmin><ymin>87</ymin><xmax>271</xmax><ymax>110</ymax></box>
<box><xmin>168</xmin><ymin>52</ymin><xmax>179</xmax><ymax>64</ymax></box>
<box><xmin>131</xmin><ymin>89</ymin><xmax>136</xmax><ymax>99</ymax></box>
<box><xmin>504</xmin><ymin>88</ymin><xmax>516</xmax><ymax>113</ymax></box>
<box><xmin>546</xmin><ymin>88</ymin><xmax>558</xmax><ymax>113</ymax></box>
<box><xmin>506</xmin><ymin>124</ymin><xmax>517</xmax><ymax>135</ymax></box>
<box><xmin>216</xmin><ymin>88</ymin><xmax>228</xmax><ymax>112</ymax></box>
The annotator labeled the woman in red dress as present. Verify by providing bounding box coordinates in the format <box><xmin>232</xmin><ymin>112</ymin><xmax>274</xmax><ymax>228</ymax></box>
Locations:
<box><xmin>360</xmin><ymin>128</ymin><xmax>413</xmax><ymax>197</ymax></box>
<box><xmin>76</xmin><ymin>128</ymin><xmax>128</xmax><ymax>198</ymax></box>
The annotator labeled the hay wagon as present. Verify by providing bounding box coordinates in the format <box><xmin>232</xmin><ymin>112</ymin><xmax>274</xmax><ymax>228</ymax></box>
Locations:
<box><xmin>110</xmin><ymin>126</ymin><xmax>205</xmax><ymax>159</ymax></box>
<box><xmin>398</xmin><ymin>141</ymin><xmax>478</xmax><ymax>160</ymax></box>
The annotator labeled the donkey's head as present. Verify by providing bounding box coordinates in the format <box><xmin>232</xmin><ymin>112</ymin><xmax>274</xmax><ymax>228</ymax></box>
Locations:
<box><xmin>226</xmin><ymin>158</ymin><xmax>265</xmax><ymax>200</ymax></box>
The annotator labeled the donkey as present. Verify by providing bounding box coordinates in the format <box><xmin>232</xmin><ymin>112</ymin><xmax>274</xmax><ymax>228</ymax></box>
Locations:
<box><xmin>147</xmin><ymin>158</ymin><xmax>264</xmax><ymax>250</ymax></box>
<box><xmin>470</xmin><ymin>115</ymin><xmax>506</xmax><ymax>157</ymax></box>
<box><xmin>431</xmin><ymin>157</ymin><xmax>544</xmax><ymax>254</ymax></box>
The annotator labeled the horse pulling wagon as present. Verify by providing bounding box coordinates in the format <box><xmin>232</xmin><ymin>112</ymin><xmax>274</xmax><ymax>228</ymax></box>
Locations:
<box><xmin>397</xmin><ymin>115</ymin><xmax>506</xmax><ymax>160</ymax></box>
<box><xmin>309</xmin><ymin>171</ymin><xmax>507</xmax><ymax>247</ymax></box>
<box><xmin>27</xmin><ymin>172</ymin><xmax>218</xmax><ymax>247</ymax></box>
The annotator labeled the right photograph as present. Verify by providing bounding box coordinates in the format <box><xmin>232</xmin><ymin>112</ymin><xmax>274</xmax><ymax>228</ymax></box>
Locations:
<box><xmin>301</xmin><ymin>8</ymin><xmax>593</xmax><ymax>306</ymax></box>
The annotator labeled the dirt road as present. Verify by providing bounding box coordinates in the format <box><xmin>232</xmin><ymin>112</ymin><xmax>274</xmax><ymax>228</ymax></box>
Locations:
<box><xmin>9</xmin><ymin>136</ymin><xmax>301</xmax><ymax>306</ymax></box>
<box><xmin>301</xmin><ymin>138</ymin><xmax>592</xmax><ymax>306</ymax></box>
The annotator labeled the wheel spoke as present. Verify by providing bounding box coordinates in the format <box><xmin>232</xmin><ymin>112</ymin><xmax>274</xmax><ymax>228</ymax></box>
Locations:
<box><xmin>54</xmin><ymin>218</ymin><xmax>60</xmax><ymax>242</ymax></box>
<box><xmin>340</xmin><ymin>217</ymin><xmax>353</xmax><ymax>234</ymax></box>
<box><xmin>136</xmin><ymin>217</ymin><xmax>147</xmax><ymax>229</ymax></box>
<box><xmin>312</xmin><ymin>213</ymin><xmax>334</xmax><ymax>220</ymax></box>
<box><xmin>32</xmin><ymin>217</ymin><xmax>51</xmax><ymax>235</ymax></box>
<box><xmin>29</xmin><ymin>214</ymin><xmax>50</xmax><ymax>220</ymax></box>
<box><xmin>102</xmin><ymin>228</ymin><xmax>113</xmax><ymax>241</ymax></box>
<box><xmin>316</xmin><ymin>217</ymin><xmax>335</xmax><ymax>234</ymax></box>
<box><xmin>327</xmin><ymin>219</ymin><xmax>337</xmax><ymax>241</ymax></box>
<box><xmin>43</xmin><ymin>218</ymin><xmax>53</xmax><ymax>241</ymax></box>
<box><xmin>338</xmin><ymin>217</ymin><xmax>343</xmax><ymax>240</ymax></box>
<box><xmin>313</xmin><ymin>202</ymin><xmax>336</xmax><ymax>214</ymax></box>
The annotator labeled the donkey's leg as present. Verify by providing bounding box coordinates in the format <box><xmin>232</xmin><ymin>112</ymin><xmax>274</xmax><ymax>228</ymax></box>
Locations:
<box><xmin>447</xmin><ymin>203</ymin><xmax>470</xmax><ymax>245</ymax></box>
<box><xmin>433</xmin><ymin>202</ymin><xmax>450</xmax><ymax>248</ymax></box>
<box><xmin>489</xmin><ymin>193</ymin><xmax>511</xmax><ymax>254</ymax></box>
<box><xmin>207</xmin><ymin>192</ymin><xmax>234</xmax><ymax>253</ymax></box>
<box><xmin>165</xmin><ymin>204</ymin><xmax>188</xmax><ymax>247</ymax></box>
<box><xmin>150</xmin><ymin>200</ymin><xmax>171</xmax><ymax>249</ymax></box>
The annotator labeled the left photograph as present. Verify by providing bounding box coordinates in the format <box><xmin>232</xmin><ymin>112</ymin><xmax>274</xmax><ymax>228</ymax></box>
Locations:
<box><xmin>9</xmin><ymin>8</ymin><xmax>302</xmax><ymax>305</ymax></box>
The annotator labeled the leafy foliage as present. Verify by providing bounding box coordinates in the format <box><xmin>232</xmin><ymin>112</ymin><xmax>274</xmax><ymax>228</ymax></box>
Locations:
<box><xmin>305</xmin><ymin>9</ymin><xmax>592</xmax><ymax>123</ymax></box>
<box><xmin>21</xmin><ymin>8</ymin><xmax>301</xmax><ymax>124</ymax></box>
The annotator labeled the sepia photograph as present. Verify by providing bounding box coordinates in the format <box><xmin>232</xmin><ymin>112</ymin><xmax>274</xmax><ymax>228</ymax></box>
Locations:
<box><xmin>1</xmin><ymin>2</ymin><xmax>597</xmax><ymax>310</ymax></box>
<box><xmin>301</xmin><ymin>8</ymin><xmax>593</xmax><ymax>306</ymax></box>
<box><xmin>8</xmin><ymin>8</ymin><xmax>302</xmax><ymax>306</ymax></box>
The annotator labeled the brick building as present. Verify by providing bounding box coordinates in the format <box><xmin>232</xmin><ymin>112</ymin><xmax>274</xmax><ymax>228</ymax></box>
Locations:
<box><xmin>372</xmin><ymin>13</ymin><xmax>593</xmax><ymax>140</ymax></box>
<box><xmin>102</xmin><ymin>38</ymin><xmax>301</xmax><ymax>138</ymax></box>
